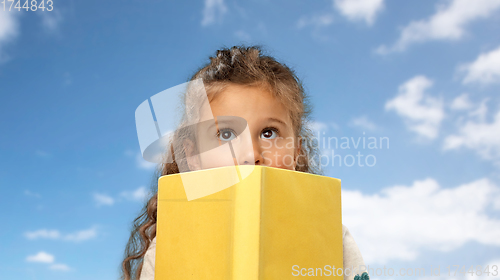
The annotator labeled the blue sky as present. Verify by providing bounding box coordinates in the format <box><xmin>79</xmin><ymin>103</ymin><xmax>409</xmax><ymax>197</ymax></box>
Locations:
<box><xmin>1</xmin><ymin>0</ymin><xmax>500</xmax><ymax>279</ymax></box>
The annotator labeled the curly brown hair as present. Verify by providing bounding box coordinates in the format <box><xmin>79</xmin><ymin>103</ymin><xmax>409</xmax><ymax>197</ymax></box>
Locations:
<box><xmin>121</xmin><ymin>45</ymin><xmax>321</xmax><ymax>280</ymax></box>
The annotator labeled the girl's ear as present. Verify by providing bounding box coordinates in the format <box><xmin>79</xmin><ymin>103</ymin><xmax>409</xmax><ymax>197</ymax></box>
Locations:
<box><xmin>183</xmin><ymin>139</ymin><xmax>201</xmax><ymax>171</ymax></box>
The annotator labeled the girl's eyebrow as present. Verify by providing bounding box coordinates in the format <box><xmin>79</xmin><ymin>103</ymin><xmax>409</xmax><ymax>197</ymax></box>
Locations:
<box><xmin>267</xmin><ymin>117</ymin><xmax>287</xmax><ymax>126</ymax></box>
<box><xmin>206</xmin><ymin>119</ymin><xmax>238</xmax><ymax>132</ymax></box>
<box><xmin>204</xmin><ymin>117</ymin><xmax>247</xmax><ymax>133</ymax></box>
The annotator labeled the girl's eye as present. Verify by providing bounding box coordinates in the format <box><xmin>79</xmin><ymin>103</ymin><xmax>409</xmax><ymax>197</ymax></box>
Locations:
<box><xmin>261</xmin><ymin>129</ymin><xmax>278</xmax><ymax>139</ymax></box>
<box><xmin>217</xmin><ymin>129</ymin><xmax>237</xmax><ymax>141</ymax></box>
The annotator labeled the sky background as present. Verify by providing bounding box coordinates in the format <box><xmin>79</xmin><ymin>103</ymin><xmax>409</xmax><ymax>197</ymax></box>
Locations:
<box><xmin>1</xmin><ymin>0</ymin><xmax>500</xmax><ymax>279</ymax></box>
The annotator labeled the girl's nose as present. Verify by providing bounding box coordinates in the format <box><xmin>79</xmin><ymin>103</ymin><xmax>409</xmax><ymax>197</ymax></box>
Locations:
<box><xmin>239</xmin><ymin>139</ymin><xmax>264</xmax><ymax>165</ymax></box>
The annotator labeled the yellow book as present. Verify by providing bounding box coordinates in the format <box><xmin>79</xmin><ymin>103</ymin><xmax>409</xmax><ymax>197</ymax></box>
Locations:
<box><xmin>155</xmin><ymin>165</ymin><xmax>343</xmax><ymax>279</ymax></box>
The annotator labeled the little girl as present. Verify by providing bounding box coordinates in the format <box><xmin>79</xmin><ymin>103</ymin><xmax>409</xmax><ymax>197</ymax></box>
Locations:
<box><xmin>122</xmin><ymin>46</ymin><xmax>366</xmax><ymax>280</ymax></box>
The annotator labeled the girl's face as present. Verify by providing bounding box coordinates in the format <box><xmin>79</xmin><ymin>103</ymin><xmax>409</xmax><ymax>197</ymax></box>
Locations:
<box><xmin>185</xmin><ymin>84</ymin><xmax>300</xmax><ymax>171</ymax></box>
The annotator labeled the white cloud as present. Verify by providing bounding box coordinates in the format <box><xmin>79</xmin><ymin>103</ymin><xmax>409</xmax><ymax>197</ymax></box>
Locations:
<box><xmin>26</xmin><ymin>252</ymin><xmax>71</xmax><ymax>272</ymax></box>
<box><xmin>234</xmin><ymin>30</ymin><xmax>251</xmax><ymax>41</ymax></box>
<box><xmin>297</xmin><ymin>13</ymin><xmax>334</xmax><ymax>29</ymax></box>
<box><xmin>93</xmin><ymin>193</ymin><xmax>114</xmax><ymax>206</ymax></box>
<box><xmin>376</xmin><ymin>0</ymin><xmax>500</xmax><ymax>54</ymax></box>
<box><xmin>126</xmin><ymin>149</ymin><xmax>158</xmax><ymax>170</ymax></box>
<box><xmin>64</xmin><ymin>227</ymin><xmax>97</xmax><ymax>242</ymax></box>
<box><xmin>120</xmin><ymin>186</ymin><xmax>148</xmax><ymax>202</ymax></box>
<box><xmin>38</xmin><ymin>10</ymin><xmax>63</xmax><ymax>34</ymax></box>
<box><xmin>35</xmin><ymin>150</ymin><xmax>51</xmax><ymax>157</ymax></box>
<box><xmin>460</xmin><ymin>45</ymin><xmax>500</xmax><ymax>85</ymax></box>
<box><xmin>443</xmin><ymin>108</ymin><xmax>500</xmax><ymax>161</ymax></box>
<box><xmin>450</xmin><ymin>93</ymin><xmax>473</xmax><ymax>110</ymax></box>
<box><xmin>201</xmin><ymin>0</ymin><xmax>227</xmax><ymax>26</ymax></box>
<box><xmin>349</xmin><ymin>115</ymin><xmax>377</xmax><ymax>131</ymax></box>
<box><xmin>469</xmin><ymin>99</ymin><xmax>489</xmax><ymax>121</ymax></box>
<box><xmin>136</xmin><ymin>153</ymin><xmax>157</xmax><ymax>169</ymax></box>
<box><xmin>63</xmin><ymin>72</ymin><xmax>72</xmax><ymax>86</ymax></box>
<box><xmin>26</xmin><ymin>252</ymin><xmax>54</xmax><ymax>263</ymax></box>
<box><xmin>124</xmin><ymin>149</ymin><xmax>135</xmax><ymax>157</ymax></box>
<box><xmin>386</xmin><ymin>76</ymin><xmax>444</xmax><ymax>139</ymax></box>
<box><xmin>333</xmin><ymin>0</ymin><xmax>384</xmax><ymax>25</ymax></box>
<box><xmin>309</xmin><ymin>121</ymin><xmax>330</xmax><ymax>133</ymax></box>
<box><xmin>93</xmin><ymin>182</ymin><xmax>150</xmax><ymax>206</ymax></box>
<box><xmin>24</xmin><ymin>190</ymin><xmax>41</xmax><ymax>198</ymax></box>
<box><xmin>25</xmin><ymin>229</ymin><xmax>60</xmax><ymax>240</ymax></box>
<box><xmin>49</xmin><ymin>263</ymin><xmax>71</xmax><ymax>271</ymax></box>
<box><xmin>0</xmin><ymin>10</ymin><xmax>20</xmax><ymax>62</ymax></box>
<box><xmin>453</xmin><ymin>97</ymin><xmax>489</xmax><ymax>121</ymax></box>
<box><xmin>343</xmin><ymin>178</ymin><xmax>500</xmax><ymax>264</ymax></box>
<box><xmin>257</xmin><ymin>22</ymin><xmax>267</xmax><ymax>36</ymax></box>
<box><xmin>25</xmin><ymin>227</ymin><xmax>97</xmax><ymax>242</ymax></box>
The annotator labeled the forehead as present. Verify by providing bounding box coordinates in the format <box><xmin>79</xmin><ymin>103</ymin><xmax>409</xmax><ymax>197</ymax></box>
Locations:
<box><xmin>206</xmin><ymin>84</ymin><xmax>290</xmax><ymax>123</ymax></box>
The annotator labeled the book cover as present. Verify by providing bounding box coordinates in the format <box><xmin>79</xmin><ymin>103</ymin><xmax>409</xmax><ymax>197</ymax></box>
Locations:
<box><xmin>155</xmin><ymin>165</ymin><xmax>343</xmax><ymax>279</ymax></box>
